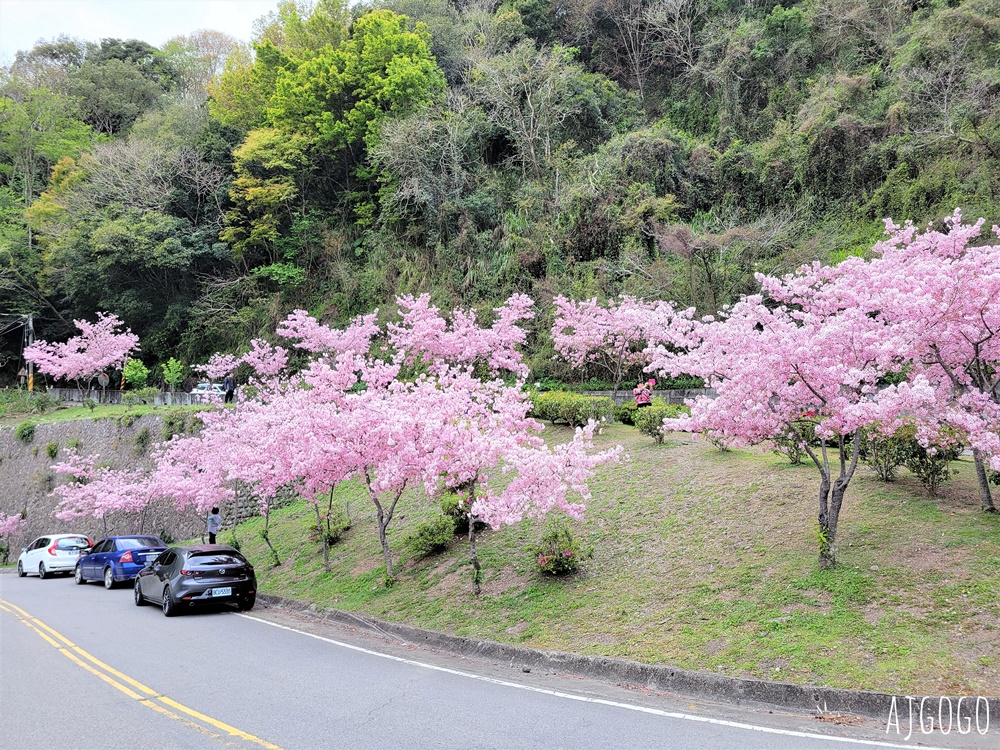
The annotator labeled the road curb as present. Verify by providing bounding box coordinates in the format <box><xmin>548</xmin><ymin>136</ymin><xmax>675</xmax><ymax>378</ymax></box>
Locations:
<box><xmin>256</xmin><ymin>593</ymin><xmax>998</xmax><ymax>721</ymax></box>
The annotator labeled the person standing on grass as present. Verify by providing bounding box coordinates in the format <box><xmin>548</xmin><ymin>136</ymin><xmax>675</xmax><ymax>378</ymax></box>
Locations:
<box><xmin>633</xmin><ymin>380</ymin><xmax>652</xmax><ymax>408</ymax></box>
<box><xmin>207</xmin><ymin>507</ymin><xmax>222</xmax><ymax>544</ymax></box>
<box><xmin>223</xmin><ymin>372</ymin><xmax>236</xmax><ymax>404</ymax></box>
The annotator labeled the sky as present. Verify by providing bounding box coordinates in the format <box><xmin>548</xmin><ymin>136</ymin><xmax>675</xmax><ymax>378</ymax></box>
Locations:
<box><xmin>0</xmin><ymin>0</ymin><xmax>282</xmax><ymax>64</ymax></box>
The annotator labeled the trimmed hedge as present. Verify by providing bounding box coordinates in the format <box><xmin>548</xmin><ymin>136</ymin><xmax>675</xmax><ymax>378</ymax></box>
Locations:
<box><xmin>528</xmin><ymin>390</ymin><xmax>614</xmax><ymax>426</ymax></box>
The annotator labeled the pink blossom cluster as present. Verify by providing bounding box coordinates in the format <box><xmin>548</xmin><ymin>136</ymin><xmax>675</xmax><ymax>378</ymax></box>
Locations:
<box><xmin>389</xmin><ymin>294</ymin><xmax>534</xmax><ymax>376</ymax></box>
<box><xmin>0</xmin><ymin>512</ymin><xmax>24</xmax><ymax>541</ymax></box>
<box><xmin>24</xmin><ymin>312</ymin><xmax>139</xmax><ymax>385</ymax></box>
<box><xmin>552</xmin><ymin>295</ymin><xmax>694</xmax><ymax>391</ymax></box>
<box><xmin>50</xmin><ymin>451</ymin><xmax>153</xmax><ymax>522</ymax></box>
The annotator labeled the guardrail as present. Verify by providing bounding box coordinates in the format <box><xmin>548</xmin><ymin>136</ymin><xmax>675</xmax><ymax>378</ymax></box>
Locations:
<box><xmin>579</xmin><ymin>388</ymin><xmax>716</xmax><ymax>406</ymax></box>
<box><xmin>47</xmin><ymin>388</ymin><xmax>219</xmax><ymax>406</ymax></box>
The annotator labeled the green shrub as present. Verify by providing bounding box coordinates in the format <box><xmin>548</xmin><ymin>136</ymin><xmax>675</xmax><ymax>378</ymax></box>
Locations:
<box><xmin>307</xmin><ymin>511</ymin><xmax>351</xmax><ymax>546</ymax></box>
<box><xmin>134</xmin><ymin>427</ymin><xmax>152</xmax><ymax>454</ymax></box>
<box><xmin>160</xmin><ymin>407</ymin><xmax>204</xmax><ymax>441</ymax></box>
<box><xmin>858</xmin><ymin>426</ymin><xmax>909</xmax><ymax>482</ymax></box>
<box><xmin>45</xmin><ymin>442</ymin><xmax>58</xmax><ymax>459</ymax></box>
<box><xmin>405</xmin><ymin>515</ymin><xmax>456</xmax><ymax>558</ymax></box>
<box><xmin>28</xmin><ymin>393</ymin><xmax>58</xmax><ymax>413</ymax></box>
<box><xmin>531</xmin><ymin>520</ymin><xmax>593</xmax><ymax>576</ymax></box>
<box><xmin>899</xmin><ymin>427</ymin><xmax>962</xmax><ymax>497</ymax></box>
<box><xmin>634</xmin><ymin>403</ymin><xmax>690</xmax><ymax>443</ymax></box>
<box><xmin>440</xmin><ymin>492</ymin><xmax>486</xmax><ymax>534</ymax></box>
<box><xmin>528</xmin><ymin>391</ymin><xmax>614</xmax><ymax>426</ymax></box>
<box><xmin>771</xmin><ymin>421</ymin><xmax>817</xmax><ymax>465</ymax></box>
<box><xmin>14</xmin><ymin>421</ymin><xmax>35</xmax><ymax>444</ymax></box>
<box><xmin>122</xmin><ymin>386</ymin><xmax>160</xmax><ymax>408</ymax></box>
<box><xmin>66</xmin><ymin>438</ymin><xmax>81</xmax><ymax>450</ymax></box>
<box><xmin>83</xmin><ymin>398</ymin><xmax>98</xmax><ymax>412</ymax></box>
<box><xmin>614</xmin><ymin>400</ymin><xmax>638</xmax><ymax>425</ymax></box>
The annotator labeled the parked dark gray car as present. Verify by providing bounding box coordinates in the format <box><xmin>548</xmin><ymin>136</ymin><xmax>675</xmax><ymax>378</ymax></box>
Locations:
<box><xmin>134</xmin><ymin>545</ymin><xmax>256</xmax><ymax>616</ymax></box>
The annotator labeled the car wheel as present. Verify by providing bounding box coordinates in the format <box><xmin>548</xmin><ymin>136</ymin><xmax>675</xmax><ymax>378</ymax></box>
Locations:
<box><xmin>161</xmin><ymin>587</ymin><xmax>177</xmax><ymax>617</ymax></box>
<box><xmin>237</xmin><ymin>595</ymin><xmax>256</xmax><ymax>612</ymax></box>
<box><xmin>74</xmin><ymin>565</ymin><xmax>85</xmax><ymax>585</ymax></box>
<box><xmin>134</xmin><ymin>579</ymin><xmax>146</xmax><ymax>606</ymax></box>
<box><xmin>16</xmin><ymin>561</ymin><xmax>25</xmax><ymax>577</ymax></box>
<box><xmin>38</xmin><ymin>562</ymin><xmax>48</xmax><ymax>580</ymax></box>
<box><xmin>103</xmin><ymin>567</ymin><xmax>116</xmax><ymax>590</ymax></box>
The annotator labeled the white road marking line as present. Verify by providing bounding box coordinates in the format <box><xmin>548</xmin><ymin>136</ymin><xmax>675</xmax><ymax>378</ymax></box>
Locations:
<box><xmin>239</xmin><ymin>613</ymin><xmax>951</xmax><ymax>749</ymax></box>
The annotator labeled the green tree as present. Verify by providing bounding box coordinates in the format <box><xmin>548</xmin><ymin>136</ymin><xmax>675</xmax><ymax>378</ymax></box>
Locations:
<box><xmin>162</xmin><ymin>357</ymin><xmax>184</xmax><ymax>391</ymax></box>
<box><xmin>122</xmin><ymin>357</ymin><xmax>150</xmax><ymax>388</ymax></box>
<box><xmin>267</xmin><ymin>9</ymin><xmax>446</xmax><ymax>152</ymax></box>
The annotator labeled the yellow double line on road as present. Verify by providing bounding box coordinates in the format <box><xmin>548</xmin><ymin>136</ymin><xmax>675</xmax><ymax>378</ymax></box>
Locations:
<box><xmin>0</xmin><ymin>599</ymin><xmax>283</xmax><ymax>750</ymax></box>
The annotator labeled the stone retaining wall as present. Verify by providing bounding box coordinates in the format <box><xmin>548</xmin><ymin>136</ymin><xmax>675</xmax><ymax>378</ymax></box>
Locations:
<box><xmin>0</xmin><ymin>415</ymin><xmax>204</xmax><ymax>553</ymax></box>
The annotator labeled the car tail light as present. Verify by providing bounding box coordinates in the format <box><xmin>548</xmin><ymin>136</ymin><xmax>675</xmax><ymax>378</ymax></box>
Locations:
<box><xmin>120</xmin><ymin>551</ymin><xmax>133</xmax><ymax>563</ymax></box>
<box><xmin>180</xmin><ymin>569</ymin><xmax>193</xmax><ymax>576</ymax></box>
<box><xmin>47</xmin><ymin>541</ymin><xmax>59</xmax><ymax>555</ymax></box>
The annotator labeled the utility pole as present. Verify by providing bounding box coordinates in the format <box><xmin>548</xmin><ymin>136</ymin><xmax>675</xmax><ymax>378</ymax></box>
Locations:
<box><xmin>25</xmin><ymin>313</ymin><xmax>34</xmax><ymax>391</ymax></box>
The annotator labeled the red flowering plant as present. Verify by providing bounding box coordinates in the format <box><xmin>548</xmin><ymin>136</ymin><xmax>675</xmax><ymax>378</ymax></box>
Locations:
<box><xmin>531</xmin><ymin>520</ymin><xmax>593</xmax><ymax>576</ymax></box>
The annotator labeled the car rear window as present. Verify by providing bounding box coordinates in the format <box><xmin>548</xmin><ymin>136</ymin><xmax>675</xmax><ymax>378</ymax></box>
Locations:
<box><xmin>118</xmin><ymin>537</ymin><xmax>165</xmax><ymax>549</ymax></box>
<box><xmin>57</xmin><ymin>537</ymin><xmax>90</xmax><ymax>550</ymax></box>
<box><xmin>189</xmin><ymin>552</ymin><xmax>246</xmax><ymax>566</ymax></box>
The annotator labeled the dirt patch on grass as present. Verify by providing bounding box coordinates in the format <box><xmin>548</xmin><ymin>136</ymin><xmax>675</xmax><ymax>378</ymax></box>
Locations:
<box><xmin>482</xmin><ymin>565</ymin><xmax>530</xmax><ymax>597</ymax></box>
<box><xmin>350</xmin><ymin>556</ymin><xmax>380</xmax><ymax>576</ymax></box>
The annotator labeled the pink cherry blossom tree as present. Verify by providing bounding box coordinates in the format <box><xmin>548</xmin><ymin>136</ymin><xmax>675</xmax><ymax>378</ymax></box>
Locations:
<box><xmin>24</xmin><ymin>312</ymin><xmax>139</xmax><ymax>393</ymax></box>
<box><xmin>0</xmin><ymin>513</ymin><xmax>25</xmax><ymax>560</ymax></box>
<box><xmin>552</xmin><ymin>295</ymin><xmax>694</xmax><ymax>397</ymax></box>
<box><xmin>650</xmin><ymin>287</ymin><xmax>912</xmax><ymax>568</ymax></box>
<box><xmin>770</xmin><ymin>211</ymin><xmax>1000</xmax><ymax>512</ymax></box>
<box><xmin>50</xmin><ymin>450</ymin><xmax>156</xmax><ymax>534</ymax></box>
<box><xmin>388</xmin><ymin>293</ymin><xmax>534</xmax><ymax>377</ymax></box>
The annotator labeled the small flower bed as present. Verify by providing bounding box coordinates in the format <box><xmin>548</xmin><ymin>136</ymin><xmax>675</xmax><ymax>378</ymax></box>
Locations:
<box><xmin>531</xmin><ymin>521</ymin><xmax>593</xmax><ymax>576</ymax></box>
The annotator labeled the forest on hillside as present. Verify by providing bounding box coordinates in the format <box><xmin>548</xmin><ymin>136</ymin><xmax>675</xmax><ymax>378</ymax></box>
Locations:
<box><xmin>0</xmin><ymin>0</ymin><xmax>997</xmax><ymax>383</ymax></box>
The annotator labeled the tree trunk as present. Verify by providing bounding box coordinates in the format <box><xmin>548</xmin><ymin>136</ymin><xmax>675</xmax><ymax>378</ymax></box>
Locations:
<box><xmin>466</xmin><ymin>480</ymin><xmax>483</xmax><ymax>595</ymax></box>
<box><xmin>314</xmin><ymin>503</ymin><xmax>328</xmax><ymax>569</ymax></box>
<box><xmin>816</xmin><ymin>470</ymin><xmax>834</xmax><ymax>569</ymax></box>
<box><xmin>263</xmin><ymin>507</ymin><xmax>280</xmax><ymax>566</ymax></box>
<box><xmin>367</xmin><ymin>473</ymin><xmax>405</xmax><ymax>583</ymax></box>
<box><xmin>972</xmin><ymin>449</ymin><xmax>997</xmax><ymax>512</ymax></box>
<box><xmin>377</xmin><ymin>506</ymin><xmax>394</xmax><ymax>580</ymax></box>
<box><xmin>467</xmin><ymin>519</ymin><xmax>482</xmax><ymax>596</ymax></box>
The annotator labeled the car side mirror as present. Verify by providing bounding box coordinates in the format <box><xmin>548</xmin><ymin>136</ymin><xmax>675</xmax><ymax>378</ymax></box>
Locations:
<box><xmin>81</xmin><ymin>547</ymin><xmax>92</xmax><ymax>555</ymax></box>
<box><xmin>20</xmin><ymin>547</ymin><xmax>26</xmax><ymax>553</ymax></box>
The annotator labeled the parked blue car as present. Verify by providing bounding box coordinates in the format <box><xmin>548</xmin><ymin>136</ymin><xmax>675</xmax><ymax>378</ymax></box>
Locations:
<box><xmin>74</xmin><ymin>536</ymin><xmax>168</xmax><ymax>589</ymax></box>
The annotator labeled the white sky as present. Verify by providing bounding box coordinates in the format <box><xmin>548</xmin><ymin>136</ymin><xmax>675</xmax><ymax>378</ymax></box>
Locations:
<box><xmin>0</xmin><ymin>0</ymin><xmax>282</xmax><ymax>65</ymax></box>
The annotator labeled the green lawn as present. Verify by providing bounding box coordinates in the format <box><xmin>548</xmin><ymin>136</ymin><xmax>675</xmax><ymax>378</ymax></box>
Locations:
<box><xmin>215</xmin><ymin>422</ymin><xmax>1000</xmax><ymax>695</ymax></box>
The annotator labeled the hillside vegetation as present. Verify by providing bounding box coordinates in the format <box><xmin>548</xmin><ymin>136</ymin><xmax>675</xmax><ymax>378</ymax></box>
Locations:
<box><xmin>226</xmin><ymin>423</ymin><xmax>1000</xmax><ymax>695</ymax></box>
<box><xmin>1</xmin><ymin>0</ymin><xmax>998</xmax><ymax>378</ymax></box>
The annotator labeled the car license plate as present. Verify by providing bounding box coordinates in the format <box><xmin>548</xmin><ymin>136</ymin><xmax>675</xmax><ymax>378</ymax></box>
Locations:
<box><xmin>212</xmin><ymin>587</ymin><xmax>232</xmax><ymax>597</ymax></box>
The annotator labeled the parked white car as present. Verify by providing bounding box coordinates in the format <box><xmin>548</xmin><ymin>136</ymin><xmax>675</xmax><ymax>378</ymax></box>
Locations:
<box><xmin>190</xmin><ymin>382</ymin><xmax>225</xmax><ymax>396</ymax></box>
<box><xmin>17</xmin><ymin>534</ymin><xmax>92</xmax><ymax>578</ymax></box>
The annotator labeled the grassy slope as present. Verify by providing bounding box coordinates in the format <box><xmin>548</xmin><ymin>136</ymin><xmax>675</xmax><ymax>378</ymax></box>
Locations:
<box><xmin>224</xmin><ymin>423</ymin><xmax>1000</xmax><ymax>695</ymax></box>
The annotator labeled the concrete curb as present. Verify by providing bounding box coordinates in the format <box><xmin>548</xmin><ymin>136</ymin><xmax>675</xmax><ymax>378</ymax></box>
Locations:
<box><xmin>257</xmin><ymin>593</ymin><xmax>998</xmax><ymax>721</ymax></box>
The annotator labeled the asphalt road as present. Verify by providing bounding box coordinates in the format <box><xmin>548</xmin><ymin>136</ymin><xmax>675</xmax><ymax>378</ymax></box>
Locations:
<box><xmin>0</xmin><ymin>572</ymin><xmax>990</xmax><ymax>750</ymax></box>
